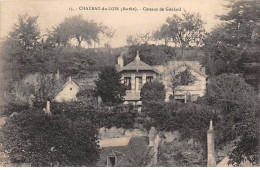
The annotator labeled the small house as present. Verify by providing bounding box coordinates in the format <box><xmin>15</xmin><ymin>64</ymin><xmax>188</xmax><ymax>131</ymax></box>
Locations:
<box><xmin>54</xmin><ymin>77</ymin><xmax>80</xmax><ymax>102</ymax></box>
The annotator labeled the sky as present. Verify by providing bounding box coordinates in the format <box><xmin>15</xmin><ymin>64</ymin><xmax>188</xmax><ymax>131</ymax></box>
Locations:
<box><xmin>0</xmin><ymin>0</ymin><xmax>228</xmax><ymax>47</ymax></box>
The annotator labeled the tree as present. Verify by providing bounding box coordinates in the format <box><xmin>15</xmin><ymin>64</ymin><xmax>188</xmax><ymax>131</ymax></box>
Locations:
<box><xmin>125</xmin><ymin>44</ymin><xmax>176</xmax><ymax>65</ymax></box>
<box><xmin>48</xmin><ymin>15</ymin><xmax>111</xmax><ymax>47</ymax></box>
<box><xmin>154</xmin><ymin>11</ymin><xmax>206</xmax><ymax>58</ymax></box>
<box><xmin>140</xmin><ymin>81</ymin><xmax>166</xmax><ymax>103</ymax></box>
<box><xmin>159</xmin><ymin>137</ymin><xmax>205</xmax><ymax>166</ymax></box>
<box><xmin>94</xmin><ymin>66</ymin><xmax>126</xmax><ymax>105</ymax></box>
<box><xmin>0</xmin><ymin>108</ymin><xmax>100</xmax><ymax>166</ymax></box>
<box><xmin>171</xmin><ymin>69</ymin><xmax>196</xmax><ymax>99</ymax></box>
<box><xmin>0</xmin><ymin>14</ymin><xmax>43</xmax><ymax>103</ymax></box>
<box><xmin>9</xmin><ymin>14</ymin><xmax>40</xmax><ymax>50</ymax></box>
<box><xmin>154</xmin><ymin>11</ymin><xmax>205</xmax><ymax>58</ymax></box>
<box><xmin>199</xmin><ymin>73</ymin><xmax>260</xmax><ymax>165</ymax></box>
<box><xmin>203</xmin><ymin>0</ymin><xmax>260</xmax><ymax>91</ymax></box>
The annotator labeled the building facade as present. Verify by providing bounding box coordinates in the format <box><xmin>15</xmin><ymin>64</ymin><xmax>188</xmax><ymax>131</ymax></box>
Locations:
<box><xmin>117</xmin><ymin>51</ymin><xmax>207</xmax><ymax>104</ymax></box>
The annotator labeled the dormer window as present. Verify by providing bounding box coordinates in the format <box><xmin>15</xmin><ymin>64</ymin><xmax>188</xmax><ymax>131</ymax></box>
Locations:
<box><xmin>107</xmin><ymin>156</ymin><xmax>116</xmax><ymax>167</ymax></box>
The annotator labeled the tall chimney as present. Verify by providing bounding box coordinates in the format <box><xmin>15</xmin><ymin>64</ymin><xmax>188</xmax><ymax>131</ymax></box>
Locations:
<box><xmin>68</xmin><ymin>76</ymin><xmax>72</xmax><ymax>82</ymax></box>
<box><xmin>207</xmin><ymin>120</ymin><xmax>216</xmax><ymax>167</ymax></box>
<box><xmin>117</xmin><ymin>55</ymin><xmax>124</xmax><ymax>68</ymax></box>
<box><xmin>56</xmin><ymin>69</ymin><xmax>60</xmax><ymax>80</ymax></box>
<box><xmin>46</xmin><ymin>101</ymin><xmax>51</xmax><ymax>114</ymax></box>
<box><xmin>135</xmin><ymin>50</ymin><xmax>140</xmax><ymax>61</ymax></box>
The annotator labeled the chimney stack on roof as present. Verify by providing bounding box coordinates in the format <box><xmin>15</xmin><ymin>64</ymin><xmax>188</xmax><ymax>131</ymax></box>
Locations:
<box><xmin>207</xmin><ymin>120</ymin><xmax>216</xmax><ymax>167</ymax></box>
<box><xmin>56</xmin><ymin>69</ymin><xmax>60</xmax><ymax>80</ymax></box>
<box><xmin>135</xmin><ymin>50</ymin><xmax>140</xmax><ymax>61</ymax></box>
<box><xmin>117</xmin><ymin>55</ymin><xmax>124</xmax><ymax>68</ymax></box>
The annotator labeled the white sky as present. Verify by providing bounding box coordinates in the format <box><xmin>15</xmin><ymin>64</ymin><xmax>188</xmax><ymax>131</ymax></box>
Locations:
<box><xmin>0</xmin><ymin>0</ymin><xmax>228</xmax><ymax>47</ymax></box>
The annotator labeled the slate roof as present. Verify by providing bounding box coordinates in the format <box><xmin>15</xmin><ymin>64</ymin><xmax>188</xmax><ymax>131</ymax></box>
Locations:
<box><xmin>119</xmin><ymin>52</ymin><xmax>161</xmax><ymax>74</ymax></box>
<box><xmin>96</xmin><ymin>136</ymin><xmax>152</xmax><ymax>167</ymax></box>
<box><xmin>120</xmin><ymin>59</ymin><xmax>160</xmax><ymax>73</ymax></box>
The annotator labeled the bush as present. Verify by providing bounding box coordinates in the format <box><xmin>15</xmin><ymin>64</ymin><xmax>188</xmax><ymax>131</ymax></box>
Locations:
<box><xmin>140</xmin><ymin>81</ymin><xmax>166</xmax><ymax>103</ymax></box>
<box><xmin>94</xmin><ymin>66</ymin><xmax>126</xmax><ymax>106</ymax></box>
<box><xmin>0</xmin><ymin>107</ymin><xmax>100</xmax><ymax>166</ymax></box>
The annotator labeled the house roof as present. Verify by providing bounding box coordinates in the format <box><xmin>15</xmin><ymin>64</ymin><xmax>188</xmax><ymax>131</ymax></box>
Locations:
<box><xmin>160</xmin><ymin>61</ymin><xmax>207</xmax><ymax>78</ymax></box>
<box><xmin>53</xmin><ymin>77</ymin><xmax>80</xmax><ymax>100</ymax></box>
<box><xmin>96</xmin><ymin>136</ymin><xmax>152</xmax><ymax>167</ymax></box>
<box><xmin>119</xmin><ymin>51</ymin><xmax>161</xmax><ymax>74</ymax></box>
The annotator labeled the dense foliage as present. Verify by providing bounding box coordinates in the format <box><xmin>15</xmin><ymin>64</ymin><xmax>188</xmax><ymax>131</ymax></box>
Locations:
<box><xmin>47</xmin><ymin>15</ymin><xmax>112</xmax><ymax>47</ymax></box>
<box><xmin>124</xmin><ymin>44</ymin><xmax>176</xmax><ymax>65</ymax></box>
<box><xmin>0</xmin><ymin>108</ymin><xmax>100</xmax><ymax>166</ymax></box>
<box><xmin>94</xmin><ymin>66</ymin><xmax>126</xmax><ymax>105</ymax></box>
<box><xmin>140</xmin><ymin>81</ymin><xmax>166</xmax><ymax>103</ymax></box>
<box><xmin>203</xmin><ymin>0</ymin><xmax>260</xmax><ymax>91</ymax></box>
<box><xmin>199</xmin><ymin>73</ymin><xmax>259</xmax><ymax>165</ymax></box>
<box><xmin>154</xmin><ymin>10</ymin><xmax>206</xmax><ymax>57</ymax></box>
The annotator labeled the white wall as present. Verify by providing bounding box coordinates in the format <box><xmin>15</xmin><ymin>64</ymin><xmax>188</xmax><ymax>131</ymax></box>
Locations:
<box><xmin>162</xmin><ymin>66</ymin><xmax>207</xmax><ymax>102</ymax></box>
<box><xmin>54</xmin><ymin>82</ymin><xmax>79</xmax><ymax>102</ymax></box>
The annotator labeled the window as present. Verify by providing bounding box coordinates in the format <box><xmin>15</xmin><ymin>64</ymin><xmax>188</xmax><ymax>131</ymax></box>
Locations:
<box><xmin>107</xmin><ymin>156</ymin><xmax>116</xmax><ymax>167</ymax></box>
<box><xmin>124</xmin><ymin>77</ymin><xmax>131</xmax><ymax>90</ymax></box>
<box><xmin>175</xmin><ymin>95</ymin><xmax>186</xmax><ymax>103</ymax></box>
<box><xmin>70</xmin><ymin>88</ymin><xmax>72</xmax><ymax>90</ymax></box>
<box><xmin>146</xmin><ymin>76</ymin><xmax>153</xmax><ymax>83</ymax></box>
<box><xmin>135</xmin><ymin>77</ymin><xmax>142</xmax><ymax>90</ymax></box>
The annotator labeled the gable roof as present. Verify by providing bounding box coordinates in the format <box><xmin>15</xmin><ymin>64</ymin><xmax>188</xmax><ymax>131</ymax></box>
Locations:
<box><xmin>97</xmin><ymin>136</ymin><xmax>151</xmax><ymax>167</ymax></box>
<box><xmin>161</xmin><ymin>61</ymin><xmax>207</xmax><ymax>78</ymax></box>
<box><xmin>53</xmin><ymin>77</ymin><xmax>80</xmax><ymax>100</ymax></box>
<box><xmin>119</xmin><ymin>51</ymin><xmax>161</xmax><ymax>74</ymax></box>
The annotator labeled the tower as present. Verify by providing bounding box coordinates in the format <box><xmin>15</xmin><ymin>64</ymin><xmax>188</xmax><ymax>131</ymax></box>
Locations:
<box><xmin>207</xmin><ymin>120</ymin><xmax>216</xmax><ymax>167</ymax></box>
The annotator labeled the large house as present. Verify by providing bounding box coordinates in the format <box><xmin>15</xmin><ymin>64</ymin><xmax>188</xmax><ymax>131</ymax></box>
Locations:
<box><xmin>117</xmin><ymin>51</ymin><xmax>207</xmax><ymax>105</ymax></box>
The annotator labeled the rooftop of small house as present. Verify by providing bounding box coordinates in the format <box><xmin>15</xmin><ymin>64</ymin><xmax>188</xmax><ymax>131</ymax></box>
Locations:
<box><xmin>96</xmin><ymin>136</ymin><xmax>153</xmax><ymax>167</ymax></box>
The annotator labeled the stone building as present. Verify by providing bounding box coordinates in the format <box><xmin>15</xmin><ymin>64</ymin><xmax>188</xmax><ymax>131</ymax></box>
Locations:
<box><xmin>117</xmin><ymin>51</ymin><xmax>207</xmax><ymax>104</ymax></box>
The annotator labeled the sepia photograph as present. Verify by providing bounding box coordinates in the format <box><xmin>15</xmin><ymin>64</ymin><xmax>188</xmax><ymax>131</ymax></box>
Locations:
<box><xmin>0</xmin><ymin>0</ymin><xmax>259</xmax><ymax>167</ymax></box>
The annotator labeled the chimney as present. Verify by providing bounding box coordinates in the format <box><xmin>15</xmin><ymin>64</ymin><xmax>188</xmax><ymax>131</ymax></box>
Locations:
<box><xmin>117</xmin><ymin>55</ymin><xmax>124</xmax><ymax>68</ymax></box>
<box><xmin>68</xmin><ymin>76</ymin><xmax>72</xmax><ymax>82</ymax></box>
<box><xmin>46</xmin><ymin>101</ymin><xmax>51</xmax><ymax>115</ymax></box>
<box><xmin>135</xmin><ymin>50</ymin><xmax>140</xmax><ymax>61</ymax></box>
<box><xmin>149</xmin><ymin>127</ymin><xmax>157</xmax><ymax>146</ymax></box>
<box><xmin>207</xmin><ymin>120</ymin><xmax>216</xmax><ymax>167</ymax></box>
<box><xmin>56</xmin><ymin>69</ymin><xmax>60</xmax><ymax>80</ymax></box>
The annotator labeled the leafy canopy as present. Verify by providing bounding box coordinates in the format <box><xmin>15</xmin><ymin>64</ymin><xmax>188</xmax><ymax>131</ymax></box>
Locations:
<box><xmin>94</xmin><ymin>66</ymin><xmax>126</xmax><ymax>105</ymax></box>
<box><xmin>0</xmin><ymin>108</ymin><xmax>100</xmax><ymax>166</ymax></box>
<box><xmin>140</xmin><ymin>81</ymin><xmax>166</xmax><ymax>103</ymax></box>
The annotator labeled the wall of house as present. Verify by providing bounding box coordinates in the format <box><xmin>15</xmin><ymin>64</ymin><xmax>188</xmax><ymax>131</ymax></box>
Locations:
<box><xmin>162</xmin><ymin>66</ymin><xmax>206</xmax><ymax>102</ymax></box>
<box><xmin>54</xmin><ymin>83</ymin><xmax>79</xmax><ymax>102</ymax></box>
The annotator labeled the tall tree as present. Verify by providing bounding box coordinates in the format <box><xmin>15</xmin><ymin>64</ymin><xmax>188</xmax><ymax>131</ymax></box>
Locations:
<box><xmin>154</xmin><ymin>11</ymin><xmax>206</xmax><ymax>58</ymax></box>
<box><xmin>204</xmin><ymin>0</ymin><xmax>260</xmax><ymax>91</ymax></box>
<box><xmin>200</xmin><ymin>73</ymin><xmax>259</xmax><ymax>165</ymax></box>
<box><xmin>9</xmin><ymin>14</ymin><xmax>40</xmax><ymax>50</ymax></box>
<box><xmin>47</xmin><ymin>15</ymin><xmax>111</xmax><ymax>47</ymax></box>
<box><xmin>94</xmin><ymin>66</ymin><xmax>126</xmax><ymax>106</ymax></box>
